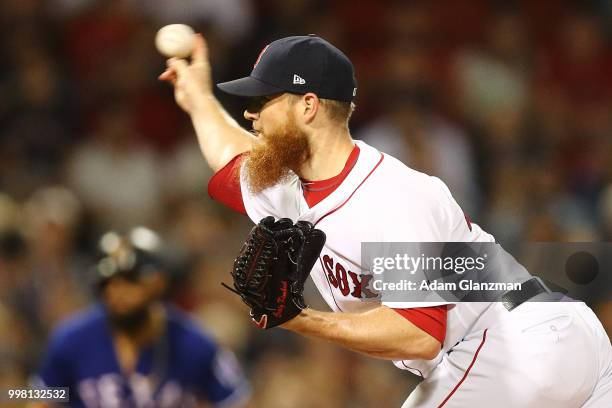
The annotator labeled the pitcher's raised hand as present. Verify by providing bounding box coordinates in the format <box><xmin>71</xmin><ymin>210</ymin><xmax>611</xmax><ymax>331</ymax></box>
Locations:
<box><xmin>159</xmin><ymin>34</ymin><xmax>212</xmax><ymax>114</ymax></box>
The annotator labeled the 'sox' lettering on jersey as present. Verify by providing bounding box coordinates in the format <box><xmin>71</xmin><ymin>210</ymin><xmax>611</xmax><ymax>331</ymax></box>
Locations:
<box><xmin>253</xmin><ymin>45</ymin><xmax>270</xmax><ymax>68</ymax></box>
<box><xmin>323</xmin><ymin>255</ymin><xmax>337</xmax><ymax>286</ymax></box>
<box><xmin>335</xmin><ymin>262</ymin><xmax>351</xmax><ymax>296</ymax></box>
<box><xmin>347</xmin><ymin>271</ymin><xmax>377</xmax><ymax>299</ymax></box>
<box><xmin>322</xmin><ymin>254</ymin><xmax>378</xmax><ymax>299</ymax></box>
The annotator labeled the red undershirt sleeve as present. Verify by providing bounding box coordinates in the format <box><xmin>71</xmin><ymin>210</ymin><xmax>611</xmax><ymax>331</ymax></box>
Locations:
<box><xmin>207</xmin><ymin>153</ymin><xmax>247</xmax><ymax>215</ymax></box>
<box><xmin>392</xmin><ymin>305</ymin><xmax>448</xmax><ymax>344</ymax></box>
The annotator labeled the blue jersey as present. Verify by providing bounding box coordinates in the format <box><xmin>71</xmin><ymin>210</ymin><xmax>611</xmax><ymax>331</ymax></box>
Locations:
<box><xmin>36</xmin><ymin>305</ymin><xmax>249</xmax><ymax>408</ymax></box>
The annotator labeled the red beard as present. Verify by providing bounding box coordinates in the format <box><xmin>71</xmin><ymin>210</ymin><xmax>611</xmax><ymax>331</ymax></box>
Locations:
<box><xmin>244</xmin><ymin>114</ymin><xmax>311</xmax><ymax>193</ymax></box>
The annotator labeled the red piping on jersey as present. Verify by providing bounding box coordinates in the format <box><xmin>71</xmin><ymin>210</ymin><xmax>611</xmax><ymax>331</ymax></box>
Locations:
<box><xmin>437</xmin><ymin>329</ymin><xmax>488</xmax><ymax>407</ymax></box>
<box><xmin>314</xmin><ymin>153</ymin><xmax>384</xmax><ymax>227</ymax></box>
<box><xmin>302</xmin><ymin>146</ymin><xmax>360</xmax><ymax>208</ymax></box>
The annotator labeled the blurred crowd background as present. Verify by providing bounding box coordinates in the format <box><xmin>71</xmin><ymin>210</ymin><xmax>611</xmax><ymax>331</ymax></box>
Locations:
<box><xmin>0</xmin><ymin>0</ymin><xmax>611</xmax><ymax>406</ymax></box>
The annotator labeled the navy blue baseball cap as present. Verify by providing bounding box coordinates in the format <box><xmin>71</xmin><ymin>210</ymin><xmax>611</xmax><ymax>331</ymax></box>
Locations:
<box><xmin>217</xmin><ymin>35</ymin><xmax>357</xmax><ymax>102</ymax></box>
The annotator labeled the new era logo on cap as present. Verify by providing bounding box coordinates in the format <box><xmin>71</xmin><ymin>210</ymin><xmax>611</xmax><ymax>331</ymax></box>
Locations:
<box><xmin>293</xmin><ymin>74</ymin><xmax>306</xmax><ymax>85</ymax></box>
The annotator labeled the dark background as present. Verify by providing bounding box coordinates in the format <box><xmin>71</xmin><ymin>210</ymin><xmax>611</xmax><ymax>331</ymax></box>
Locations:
<box><xmin>0</xmin><ymin>0</ymin><xmax>611</xmax><ymax>406</ymax></box>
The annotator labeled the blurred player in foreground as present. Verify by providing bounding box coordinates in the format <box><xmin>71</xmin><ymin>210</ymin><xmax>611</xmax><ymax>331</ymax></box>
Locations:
<box><xmin>160</xmin><ymin>33</ymin><xmax>612</xmax><ymax>407</ymax></box>
<box><xmin>31</xmin><ymin>227</ymin><xmax>250</xmax><ymax>408</ymax></box>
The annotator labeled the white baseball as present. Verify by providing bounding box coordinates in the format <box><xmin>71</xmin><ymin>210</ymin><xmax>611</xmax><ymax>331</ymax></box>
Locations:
<box><xmin>155</xmin><ymin>24</ymin><xmax>195</xmax><ymax>58</ymax></box>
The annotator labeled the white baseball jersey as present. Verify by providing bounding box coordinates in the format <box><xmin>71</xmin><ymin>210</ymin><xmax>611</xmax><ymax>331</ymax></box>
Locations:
<box><xmin>236</xmin><ymin>140</ymin><xmax>612</xmax><ymax>406</ymax></box>
<box><xmin>239</xmin><ymin>140</ymin><xmax>494</xmax><ymax>376</ymax></box>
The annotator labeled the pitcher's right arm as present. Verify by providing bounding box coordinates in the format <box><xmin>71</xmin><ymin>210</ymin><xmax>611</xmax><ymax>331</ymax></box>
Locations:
<box><xmin>159</xmin><ymin>34</ymin><xmax>254</xmax><ymax>172</ymax></box>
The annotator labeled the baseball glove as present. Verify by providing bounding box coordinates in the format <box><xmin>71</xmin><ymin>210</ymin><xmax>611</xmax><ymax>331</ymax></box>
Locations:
<box><xmin>223</xmin><ymin>216</ymin><xmax>326</xmax><ymax>329</ymax></box>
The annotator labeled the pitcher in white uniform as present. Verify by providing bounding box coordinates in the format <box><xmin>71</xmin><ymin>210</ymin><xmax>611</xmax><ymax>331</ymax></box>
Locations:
<box><xmin>159</xmin><ymin>33</ymin><xmax>612</xmax><ymax>407</ymax></box>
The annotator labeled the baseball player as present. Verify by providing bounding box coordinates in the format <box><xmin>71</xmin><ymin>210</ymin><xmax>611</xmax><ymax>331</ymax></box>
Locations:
<box><xmin>32</xmin><ymin>228</ymin><xmax>250</xmax><ymax>408</ymax></box>
<box><xmin>160</xmin><ymin>35</ymin><xmax>612</xmax><ymax>406</ymax></box>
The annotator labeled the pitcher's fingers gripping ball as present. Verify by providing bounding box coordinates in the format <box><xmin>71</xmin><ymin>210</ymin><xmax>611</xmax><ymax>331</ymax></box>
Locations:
<box><xmin>157</xmin><ymin>31</ymin><xmax>212</xmax><ymax>115</ymax></box>
<box><xmin>223</xmin><ymin>217</ymin><xmax>326</xmax><ymax>329</ymax></box>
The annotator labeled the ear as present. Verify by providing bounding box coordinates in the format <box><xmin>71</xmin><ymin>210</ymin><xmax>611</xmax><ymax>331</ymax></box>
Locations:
<box><xmin>301</xmin><ymin>93</ymin><xmax>320</xmax><ymax>124</ymax></box>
